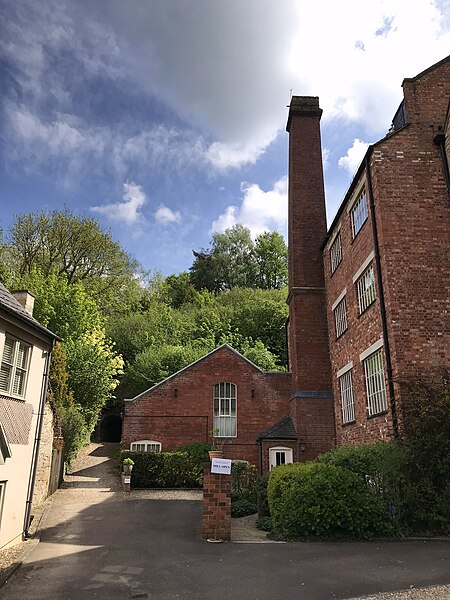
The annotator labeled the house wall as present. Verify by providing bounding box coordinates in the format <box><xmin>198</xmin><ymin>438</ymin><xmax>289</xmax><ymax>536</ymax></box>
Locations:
<box><xmin>123</xmin><ymin>347</ymin><xmax>292</xmax><ymax>471</ymax></box>
<box><xmin>323</xmin><ymin>57</ymin><xmax>450</xmax><ymax>447</ymax></box>
<box><xmin>0</xmin><ymin>320</ymin><xmax>50</xmax><ymax>549</ymax></box>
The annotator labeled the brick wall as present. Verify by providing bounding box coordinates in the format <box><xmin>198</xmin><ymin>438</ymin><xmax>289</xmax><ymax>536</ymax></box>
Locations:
<box><xmin>323</xmin><ymin>56</ymin><xmax>450</xmax><ymax>447</ymax></box>
<box><xmin>201</xmin><ymin>465</ymin><xmax>231</xmax><ymax>541</ymax></box>
<box><xmin>123</xmin><ymin>346</ymin><xmax>292</xmax><ymax>471</ymax></box>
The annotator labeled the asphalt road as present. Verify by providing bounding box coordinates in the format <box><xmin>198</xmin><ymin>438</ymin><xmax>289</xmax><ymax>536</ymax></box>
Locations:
<box><xmin>1</xmin><ymin>444</ymin><xmax>449</xmax><ymax>599</ymax></box>
<box><xmin>1</xmin><ymin>495</ymin><xmax>449</xmax><ymax>600</ymax></box>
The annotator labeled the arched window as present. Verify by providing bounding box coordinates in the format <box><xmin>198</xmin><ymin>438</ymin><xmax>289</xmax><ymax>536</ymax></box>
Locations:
<box><xmin>213</xmin><ymin>382</ymin><xmax>237</xmax><ymax>437</ymax></box>
<box><xmin>130</xmin><ymin>440</ymin><xmax>162</xmax><ymax>452</ymax></box>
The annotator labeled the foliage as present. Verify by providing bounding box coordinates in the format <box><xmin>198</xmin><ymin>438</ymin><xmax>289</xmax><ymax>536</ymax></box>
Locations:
<box><xmin>397</xmin><ymin>375</ymin><xmax>450</xmax><ymax>535</ymax></box>
<box><xmin>231</xmin><ymin>498</ymin><xmax>257</xmax><ymax>518</ymax></box>
<box><xmin>319</xmin><ymin>441</ymin><xmax>405</xmax><ymax>511</ymax></box>
<box><xmin>120</xmin><ymin>343</ymin><xmax>209</xmax><ymax>398</ymax></box>
<box><xmin>120</xmin><ymin>450</ymin><xmax>203</xmax><ymax>488</ymax></box>
<box><xmin>268</xmin><ymin>462</ymin><xmax>386</xmax><ymax>540</ymax></box>
<box><xmin>231</xmin><ymin>461</ymin><xmax>258</xmax><ymax>502</ymax></box>
<box><xmin>6</xmin><ymin>208</ymin><xmax>139</xmax><ymax>313</ymax></box>
<box><xmin>256</xmin><ymin>516</ymin><xmax>272</xmax><ymax>532</ymax></box>
<box><xmin>164</xmin><ymin>272</ymin><xmax>198</xmax><ymax>308</ymax></box>
<box><xmin>257</xmin><ymin>473</ymin><xmax>270</xmax><ymax>518</ymax></box>
<box><xmin>190</xmin><ymin>225</ymin><xmax>288</xmax><ymax>293</ymax></box>
<box><xmin>65</xmin><ymin>329</ymin><xmax>123</xmax><ymax>432</ymax></box>
<box><xmin>47</xmin><ymin>342</ymin><xmax>88</xmax><ymax>465</ymax></box>
<box><xmin>122</xmin><ymin>457</ymin><xmax>135</xmax><ymax>465</ymax></box>
<box><xmin>175</xmin><ymin>442</ymin><xmax>211</xmax><ymax>465</ymax></box>
<box><xmin>254</xmin><ymin>231</ymin><xmax>288</xmax><ymax>289</ymax></box>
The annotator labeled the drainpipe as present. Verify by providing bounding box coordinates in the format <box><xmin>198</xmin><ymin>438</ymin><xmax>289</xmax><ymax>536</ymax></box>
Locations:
<box><xmin>433</xmin><ymin>133</ymin><xmax>450</xmax><ymax>200</ymax></box>
<box><xmin>23</xmin><ymin>340</ymin><xmax>55</xmax><ymax>538</ymax></box>
<box><xmin>365</xmin><ymin>153</ymin><xmax>399</xmax><ymax>439</ymax></box>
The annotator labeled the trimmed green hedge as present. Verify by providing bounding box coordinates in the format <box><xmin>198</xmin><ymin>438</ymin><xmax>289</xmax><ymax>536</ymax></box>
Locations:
<box><xmin>268</xmin><ymin>462</ymin><xmax>386</xmax><ymax>540</ymax></box>
<box><xmin>120</xmin><ymin>450</ymin><xmax>204</xmax><ymax>488</ymax></box>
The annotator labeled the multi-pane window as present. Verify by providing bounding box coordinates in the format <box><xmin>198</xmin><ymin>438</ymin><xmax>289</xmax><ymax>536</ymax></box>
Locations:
<box><xmin>339</xmin><ymin>370</ymin><xmax>355</xmax><ymax>424</ymax></box>
<box><xmin>351</xmin><ymin>190</ymin><xmax>368</xmax><ymax>238</ymax></box>
<box><xmin>356</xmin><ymin>265</ymin><xmax>376</xmax><ymax>314</ymax></box>
<box><xmin>130</xmin><ymin>440</ymin><xmax>162</xmax><ymax>452</ymax></box>
<box><xmin>330</xmin><ymin>233</ymin><xmax>342</xmax><ymax>273</ymax></box>
<box><xmin>213</xmin><ymin>382</ymin><xmax>237</xmax><ymax>437</ymax></box>
<box><xmin>334</xmin><ymin>297</ymin><xmax>348</xmax><ymax>338</ymax></box>
<box><xmin>364</xmin><ymin>350</ymin><xmax>387</xmax><ymax>416</ymax></box>
<box><xmin>0</xmin><ymin>336</ymin><xmax>30</xmax><ymax>397</ymax></box>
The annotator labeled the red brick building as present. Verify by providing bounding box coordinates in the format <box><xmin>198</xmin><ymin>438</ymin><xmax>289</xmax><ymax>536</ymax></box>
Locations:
<box><xmin>321</xmin><ymin>55</ymin><xmax>450</xmax><ymax>445</ymax></box>
<box><xmin>123</xmin><ymin>55</ymin><xmax>450</xmax><ymax>470</ymax></box>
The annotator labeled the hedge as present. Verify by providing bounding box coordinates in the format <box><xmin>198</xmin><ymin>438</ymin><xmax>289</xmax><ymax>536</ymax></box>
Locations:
<box><xmin>120</xmin><ymin>450</ymin><xmax>204</xmax><ymax>488</ymax></box>
<box><xmin>268</xmin><ymin>462</ymin><xmax>386</xmax><ymax>540</ymax></box>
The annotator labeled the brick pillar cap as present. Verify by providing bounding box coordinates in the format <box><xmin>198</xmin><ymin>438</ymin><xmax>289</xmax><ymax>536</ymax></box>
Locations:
<box><xmin>286</xmin><ymin>96</ymin><xmax>322</xmax><ymax>131</ymax></box>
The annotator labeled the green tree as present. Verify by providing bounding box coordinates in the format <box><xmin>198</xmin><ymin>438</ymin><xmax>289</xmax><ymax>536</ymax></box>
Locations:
<box><xmin>164</xmin><ymin>272</ymin><xmax>198</xmax><ymax>308</ymax></box>
<box><xmin>254</xmin><ymin>231</ymin><xmax>288</xmax><ymax>289</ymax></box>
<box><xmin>6</xmin><ymin>209</ymin><xmax>139</xmax><ymax>312</ymax></box>
<box><xmin>65</xmin><ymin>329</ymin><xmax>123</xmax><ymax>431</ymax></box>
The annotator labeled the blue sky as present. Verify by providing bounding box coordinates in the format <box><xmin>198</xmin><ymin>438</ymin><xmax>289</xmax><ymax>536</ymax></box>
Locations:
<box><xmin>1</xmin><ymin>0</ymin><xmax>449</xmax><ymax>276</ymax></box>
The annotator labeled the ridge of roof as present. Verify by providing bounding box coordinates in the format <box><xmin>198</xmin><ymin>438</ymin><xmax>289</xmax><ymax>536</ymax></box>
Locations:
<box><xmin>125</xmin><ymin>343</ymin><xmax>264</xmax><ymax>403</ymax></box>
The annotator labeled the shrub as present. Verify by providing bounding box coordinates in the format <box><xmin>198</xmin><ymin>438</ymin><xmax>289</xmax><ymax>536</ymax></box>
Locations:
<box><xmin>268</xmin><ymin>462</ymin><xmax>386</xmax><ymax>540</ymax></box>
<box><xmin>256</xmin><ymin>516</ymin><xmax>272</xmax><ymax>532</ymax></box>
<box><xmin>257</xmin><ymin>473</ymin><xmax>270</xmax><ymax>517</ymax></box>
<box><xmin>175</xmin><ymin>442</ymin><xmax>211</xmax><ymax>465</ymax></box>
<box><xmin>120</xmin><ymin>450</ymin><xmax>203</xmax><ymax>488</ymax></box>
<box><xmin>231</xmin><ymin>461</ymin><xmax>258</xmax><ymax>503</ymax></box>
<box><xmin>231</xmin><ymin>498</ymin><xmax>257</xmax><ymax>518</ymax></box>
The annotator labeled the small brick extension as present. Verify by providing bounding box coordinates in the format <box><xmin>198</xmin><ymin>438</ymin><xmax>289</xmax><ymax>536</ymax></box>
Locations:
<box><xmin>201</xmin><ymin>464</ymin><xmax>231</xmax><ymax>542</ymax></box>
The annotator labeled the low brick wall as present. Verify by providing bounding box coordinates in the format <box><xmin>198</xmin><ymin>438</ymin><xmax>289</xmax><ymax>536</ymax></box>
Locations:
<box><xmin>201</xmin><ymin>464</ymin><xmax>231</xmax><ymax>541</ymax></box>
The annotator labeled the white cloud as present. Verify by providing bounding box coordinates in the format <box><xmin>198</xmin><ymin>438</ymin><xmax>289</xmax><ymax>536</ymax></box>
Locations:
<box><xmin>154</xmin><ymin>205</ymin><xmax>181</xmax><ymax>224</ymax></box>
<box><xmin>338</xmin><ymin>139</ymin><xmax>371</xmax><ymax>175</ymax></box>
<box><xmin>91</xmin><ymin>182</ymin><xmax>146</xmax><ymax>225</ymax></box>
<box><xmin>211</xmin><ymin>177</ymin><xmax>288</xmax><ymax>239</ymax></box>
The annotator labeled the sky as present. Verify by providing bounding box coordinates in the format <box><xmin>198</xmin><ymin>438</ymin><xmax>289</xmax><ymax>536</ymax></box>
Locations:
<box><xmin>1</xmin><ymin>1</ymin><xmax>449</xmax><ymax>276</ymax></box>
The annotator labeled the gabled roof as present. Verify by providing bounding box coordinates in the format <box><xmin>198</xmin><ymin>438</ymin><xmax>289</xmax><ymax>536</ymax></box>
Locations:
<box><xmin>0</xmin><ymin>283</ymin><xmax>58</xmax><ymax>341</ymax></box>
<box><xmin>257</xmin><ymin>415</ymin><xmax>297</xmax><ymax>441</ymax></box>
<box><xmin>125</xmin><ymin>343</ymin><xmax>264</xmax><ymax>403</ymax></box>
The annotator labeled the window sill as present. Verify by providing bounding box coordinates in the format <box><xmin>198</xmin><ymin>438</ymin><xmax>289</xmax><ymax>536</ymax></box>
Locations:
<box><xmin>367</xmin><ymin>410</ymin><xmax>388</xmax><ymax>420</ymax></box>
<box><xmin>0</xmin><ymin>390</ymin><xmax>26</xmax><ymax>401</ymax></box>
<box><xmin>335</xmin><ymin>329</ymin><xmax>348</xmax><ymax>340</ymax></box>
<box><xmin>357</xmin><ymin>299</ymin><xmax>376</xmax><ymax>318</ymax></box>
<box><xmin>341</xmin><ymin>420</ymin><xmax>356</xmax><ymax>427</ymax></box>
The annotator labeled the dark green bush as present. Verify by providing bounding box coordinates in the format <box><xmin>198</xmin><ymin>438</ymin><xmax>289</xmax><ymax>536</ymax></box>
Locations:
<box><xmin>231</xmin><ymin>498</ymin><xmax>257</xmax><ymax>518</ymax></box>
<box><xmin>231</xmin><ymin>461</ymin><xmax>258</xmax><ymax>502</ymax></box>
<box><xmin>268</xmin><ymin>462</ymin><xmax>386</xmax><ymax>540</ymax></box>
<box><xmin>257</xmin><ymin>473</ymin><xmax>270</xmax><ymax>517</ymax></box>
<box><xmin>256</xmin><ymin>516</ymin><xmax>272</xmax><ymax>531</ymax></box>
<box><xmin>120</xmin><ymin>450</ymin><xmax>203</xmax><ymax>488</ymax></box>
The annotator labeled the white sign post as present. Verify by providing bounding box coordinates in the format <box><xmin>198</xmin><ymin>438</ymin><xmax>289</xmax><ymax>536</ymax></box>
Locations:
<box><xmin>211</xmin><ymin>458</ymin><xmax>232</xmax><ymax>475</ymax></box>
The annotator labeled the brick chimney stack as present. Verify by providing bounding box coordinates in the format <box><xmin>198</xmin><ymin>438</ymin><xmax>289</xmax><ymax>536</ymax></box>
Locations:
<box><xmin>286</xmin><ymin>96</ymin><xmax>335</xmax><ymax>459</ymax></box>
<box><xmin>11</xmin><ymin>290</ymin><xmax>35</xmax><ymax>316</ymax></box>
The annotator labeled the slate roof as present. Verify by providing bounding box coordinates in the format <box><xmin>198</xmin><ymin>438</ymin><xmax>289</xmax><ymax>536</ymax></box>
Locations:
<box><xmin>257</xmin><ymin>415</ymin><xmax>298</xmax><ymax>441</ymax></box>
<box><xmin>0</xmin><ymin>283</ymin><xmax>58</xmax><ymax>341</ymax></box>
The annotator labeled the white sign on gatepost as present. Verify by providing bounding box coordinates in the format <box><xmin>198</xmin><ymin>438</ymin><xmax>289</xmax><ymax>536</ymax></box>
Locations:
<box><xmin>211</xmin><ymin>458</ymin><xmax>232</xmax><ymax>475</ymax></box>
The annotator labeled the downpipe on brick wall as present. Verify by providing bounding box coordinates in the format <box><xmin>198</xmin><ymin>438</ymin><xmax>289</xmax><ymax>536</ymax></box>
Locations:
<box><xmin>365</xmin><ymin>152</ymin><xmax>399</xmax><ymax>439</ymax></box>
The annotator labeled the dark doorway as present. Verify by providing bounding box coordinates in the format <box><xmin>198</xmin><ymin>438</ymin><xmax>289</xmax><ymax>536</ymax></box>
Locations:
<box><xmin>99</xmin><ymin>414</ymin><xmax>122</xmax><ymax>442</ymax></box>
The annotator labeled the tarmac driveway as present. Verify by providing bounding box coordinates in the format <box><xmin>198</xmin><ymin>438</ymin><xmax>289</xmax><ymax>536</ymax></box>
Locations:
<box><xmin>0</xmin><ymin>444</ymin><xmax>449</xmax><ymax>600</ymax></box>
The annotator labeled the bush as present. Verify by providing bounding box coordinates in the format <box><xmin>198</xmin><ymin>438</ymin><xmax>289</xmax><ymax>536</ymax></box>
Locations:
<box><xmin>268</xmin><ymin>462</ymin><xmax>386</xmax><ymax>540</ymax></box>
<box><xmin>231</xmin><ymin>498</ymin><xmax>257</xmax><ymax>518</ymax></box>
<box><xmin>257</xmin><ymin>473</ymin><xmax>270</xmax><ymax>517</ymax></box>
<box><xmin>231</xmin><ymin>461</ymin><xmax>258</xmax><ymax>502</ymax></box>
<box><xmin>256</xmin><ymin>516</ymin><xmax>272</xmax><ymax>531</ymax></box>
<box><xmin>120</xmin><ymin>450</ymin><xmax>203</xmax><ymax>488</ymax></box>
<box><xmin>175</xmin><ymin>442</ymin><xmax>211</xmax><ymax>465</ymax></box>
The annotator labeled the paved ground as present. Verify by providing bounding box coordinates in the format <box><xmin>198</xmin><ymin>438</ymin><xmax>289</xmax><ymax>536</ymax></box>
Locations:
<box><xmin>0</xmin><ymin>443</ymin><xmax>449</xmax><ymax>600</ymax></box>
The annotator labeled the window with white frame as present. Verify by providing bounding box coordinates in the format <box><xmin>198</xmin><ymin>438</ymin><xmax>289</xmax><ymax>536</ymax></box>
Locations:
<box><xmin>269</xmin><ymin>447</ymin><xmax>293</xmax><ymax>470</ymax></box>
<box><xmin>130</xmin><ymin>440</ymin><xmax>162</xmax><ymax>452</ymax></box>
<box><xmin>351</xmin><ymin>190</ymin><xmax>368</xmax><ymax>238</ymax></box>
<box><xmin>0</xmin><ymin>336</ymin><xmax>31</xmax><ymax>398</ymax></box>
<box><xmin>339</xmin><ymin>369</ymin><xmax>355</xmax><ymax>424</ymax></box>
<box><xmin>356</xmin><ymin>264</ymin><xmax>376</xmax><ymax>314</ymax></box>
<box><xmin>213</xmin><ymin>382</ymin><xmax>237</xmax><ymax>437</ymax></box>
<box><xmin>334</xmin><ymin>297</ymin><xmax>348</xmax><ymax>338</ymax></box>
<box><xmin>364</xmin><ymin>350</ymin><xmax>387</xmax><ymax>416</ymax></box>
<box><xmin>330</xmin><ymin>233</ymin><xmax>342</xmax><ymax>273</ymax></box>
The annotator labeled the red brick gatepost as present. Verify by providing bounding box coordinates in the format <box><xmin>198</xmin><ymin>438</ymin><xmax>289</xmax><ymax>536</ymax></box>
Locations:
<box><xmin>201</xmin><ymin>464</ymin><xmax>231</xmax><ymax>541</ymax></box>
